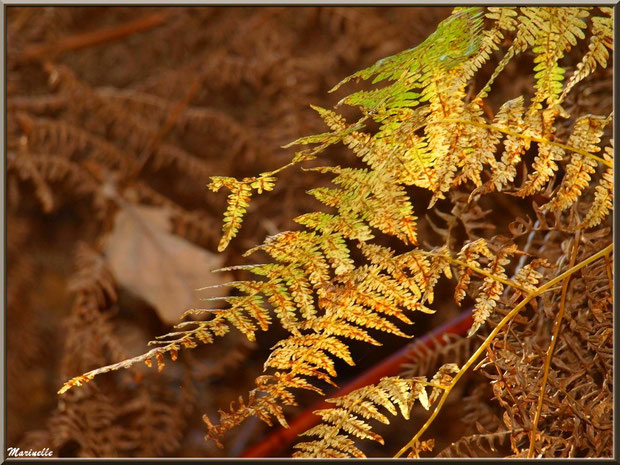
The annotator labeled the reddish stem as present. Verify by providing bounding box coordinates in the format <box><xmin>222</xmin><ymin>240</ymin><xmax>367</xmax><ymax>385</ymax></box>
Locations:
<box><xmin>21</xmin><ymin>11</ymin><xmax>170</xmax><ymax>62</ymax></box>
<box><xmin>241</xmin><ymin>309</ymin><xmax>473</xmax><ymax>457</ymax></box>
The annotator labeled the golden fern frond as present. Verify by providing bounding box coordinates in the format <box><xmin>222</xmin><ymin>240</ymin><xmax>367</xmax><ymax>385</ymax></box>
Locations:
<box><xmin>515</xmin><ymin>107</ymin><xmax>566</xmax><ymax>197</ymax></box>
<box><xmin>204</xmin><ymin>371</ymin><xmax>315</xmax><ymax>448</ymax></box>
<box><xmin>545</xmin><ymin>115</ymin><xmax>609</xmax><ymax>211</ymax></box>
<box><xmin>469</xmin><ymin>243</ymin><xmax>518</xmax><ymax>337</ymax></box>
<box><xmin>510</xmin><ymin>258</ymin><xmax>552</xmax><ymax>303</ymax></box>
<box><xmin>208</xmin><ymin>173</ymin><xmax>276</xmax><ymax>252</ymax></box>
<box><xmin>283</xmin><ymin>105</ymin><xmax>363</xmax><ymax>159</ymax></box>
<box><xmin>301</xmin><ymin>317</ymin><xmax>380</xmax><ymax>346</ymax></box>
<box><xmin>294</xmin><ymin>376</ymin><xmax>429</xmax><ymax>458</ymax></box>
<box><xmin>458</xmin><ymin>7</ymin><xmax>518</xmax><ymax>92</ymax></box>
<box><xmin>428</xmin><ymin>363</ymin><xmax>460</xmax><ymax>404</ymax></box>
<box><xmin>309</xmin><ymin>166</ymin><xmax>418</xmax><ymax>245</ymax></box>
<box><xmin>321</xmin><ymin>282</ymin><xmax>411</xmax><ymax>339</ymax></box>
<box><xmin>358</xmin><ymin>243</ymin><xmax>451</xmax><ymax>310</ymax></box>
<box><xmin>579</xmin><ymin>142</ymin><xmax>613</xmax><ymax>229</ymax></box>
<box><xmin>453</xmin><ymin>109</ymin><xmax>501</xmax><ymax>189</ymax></box>
<box><xmin>451</xmin><ymin>241</ymin><xmax>520</xmax><ymax>337</ymax></box>
<box><xmin>246</xmin><ymin>230</ymin><xmax>332</xmax><ymax>289</ymax></box>
<box><xmin>517</xmin><ymin>110</ymin><xmax>610</xmax><ymax>199</ymax></box>
<box><xmin>294</xmin><ymin>211</ymin><xmax>374</xmax><ymax>242</ymax></box>
<box><xmin>221</xmin><ymin>262</ymin><xmax>316</xmax><ymax>325</ymax></box>
<box><xmin>425</xmin><ymin>70</ymin><xmax>469</xmax><ymax>206</ymax></box>
<box><xmin>454</xmin><ymin>239</ymin><xmax>493</xmax><ymax>306</ymax></box>
<box><xmin>519</xmin><ymin>7</ymin><xmax>590</xmax><ymax>106</ymax></box>
<box><xmin>397</xmin><ymin>132</ymin><xmax>437</xmax><ymax>189</ymax></box>
<box><xmin>474</xmin><ymin>7</ymin><xmax>520</xmax><ymax>101</ymax></box>
<box><xmin>59</xmin><ymin>314</ymin><xmax>231</xmax><ymax>394</ymax></box>
<box><xmin>55</xmin><ymin>7</ymin><xmax>613</xmax><ymax>458</ymax></box>
<box><xmin>267</xmin><ymin>334</ymin><xmax>355</xmax><ymax>383</ymax></box>
<box><xmin>476</xmin><ymin>97</ymin><xmax>527</xmax><ymax>194</ymax></box>
<box><xmin>560</xmin><ymin>7</ymin><xmax>613</xmax><ymax>103</ymax></box>
<box><xmin>208</xmin><ymin>176</ymin><xmax>254</xmax><ymax>252</ymax></box>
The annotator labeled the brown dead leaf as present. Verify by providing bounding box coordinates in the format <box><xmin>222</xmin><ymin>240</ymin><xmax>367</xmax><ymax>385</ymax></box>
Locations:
<box><xmin>104</xmin><ymin>203</ymin><xmax>230</xmax><ymax>324</ymax></box>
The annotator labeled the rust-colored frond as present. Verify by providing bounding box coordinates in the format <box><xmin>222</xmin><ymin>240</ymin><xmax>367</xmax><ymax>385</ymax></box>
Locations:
<box><xmin>8</xmin><ymin>151</ymin><xmax>103</xmax><ymax>213</ymax></box>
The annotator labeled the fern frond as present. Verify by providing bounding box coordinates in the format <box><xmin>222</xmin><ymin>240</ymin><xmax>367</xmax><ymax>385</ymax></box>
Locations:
<box><xmin>579</xmin><ymin>142</ymin><xmax>613</xmax><ymax>229</ymax></box>
<box><xmin>437</xmin><ymin>430</ymin><xmax>514</xmax><ymax>458</ymax></box>
<box><xmin>59</xmin><ymin>314</ymin><xmax>231</xmax><ymax>394</ymax></box>
<box><xmin>454</xmin><ymin>239</ymin><xmax>493</xmax><ymax>306</ymax></box>
<box><xmin>478</xmin><ymin>97</ymin><xmax>527</xmax><ymax>193</ymax></box>
<box><xmin>519</xmin><ymin>7</ymin><xmax>590</xmax><ymax>106</ymax></box>
<box><xmin>8</xmin><ymin>151</ymin><xmax>103</xmax><ymax>213</ymax></box>
<box><xmin>309</xmin><ymin>166</ymin><xmax>418</xmax><ymax>245</ymax></box>
<box><xmin>424</xmin><ymin>70</ymin><xmax>469</xmax><ymax>205</ymax></box>
<box><xmin>15</xmin><ymin>113</ymin><xmax>133</xmax><ymax>171</ymax></box>
<box><xmin>331</xmin><ymin>7</ymin><xmax>484</xmax><ymax>94</ymax></box>
<box><xmin>209</xmin><ymin>173</ymin><xmax>277</xmax><ymax>252</ymax></box>
<box><xmin>294</xmin><ymin>211</ymin><xmax>373</xmax><ymax>242</ymax></box>
<box><xmin>301</xmin><ymin>317</ymin><xmax>380</xmax><ymax>346</ymax></box>
<box><xmin>560</xmin><ymin>8</ymin><xmax>613</xmax><ymax>103</ymax></box>
<box><xmin>208</xmin><ymin>176</ymin><xmax>254</xmax><ymax>252</ymax></box>
<box><xmin>428</xmin><ymin>363</ymin><xmax>460</xmax><ymax>404</ymax></box>
<box><xmin>294</xmin><ymin>376</ymin><xmax>428</xmax><ymax>458</ymax></box>
<box><xmin>512</xmin><ymin>258</ymin><xmax>551</xmax><ymax>296</ymax></box>
<box><xmin>397</xmin><ymin>132</ymin><xmax>437</xmax><ymax>189</ymax></box>
<box><xmin>545</xmin><ymin>115</ymin><xmax>608</xmax><ymax>211</ymax></box>
<box><xmin>266</xmin><ymin>334</ymin><xmax>355</xmax><ymax>385</ymax></box>
<box><xmin>474</xmin><ymin>8</ymin><xmax>520</xmax><ymax>101</ymax></box>
<box><xmin>247</xmin><ymin>230</ymin><xmax>332</xmax><ymax>289</ymax></box>
<box><xmin>469</xmin><ymin>243</ymin><xmax>518</xmax><ymax>337</ymax></box>
<box><xmin>204</xmin><ymin>371</ymin><xmax>315</xmax><ymax>448</ymax></box>
<box><xmin>515</xmin><ymin>107</ymin><xmax>565</xmax><ymax>197</ymax></box>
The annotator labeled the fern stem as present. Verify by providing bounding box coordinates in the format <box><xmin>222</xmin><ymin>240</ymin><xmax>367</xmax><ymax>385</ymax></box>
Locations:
<box><xmin>395</xmin><ymin>243</ymin><xmax>613</xmax><ymax>458</ymax></box>
<box><xmin>604</xmin><ymin>250</ymin><xmax>613</xmax><ymax>297</ymax></box>
<box><xmin>429</xmin><ymin>119</ymin><xmax>613</xmax><ymax>168</ymax></box>
<box><xmin>528</xmin><ymin>232</ymin><xmax>581</xmax><ymax>457</ymax></box>
<box><xmin>423</xmin><ymin>251</ymin><xmax>530</xmax><ymax>294</ymax></box>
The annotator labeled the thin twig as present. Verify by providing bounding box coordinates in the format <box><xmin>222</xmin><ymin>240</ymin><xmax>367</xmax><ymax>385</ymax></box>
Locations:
<box><xmin>394</xmin><ymin>243</ymin><xmax>612</xmax><ymax>458</ymax></box>
<box><xmin>527</xmin><ymin>231</ymin><xmax>581</xmax><ymax>457</ymax></box>
<box><xmin>425</xmin><ymin>119</ymin><xmax>612</xmax><ymax>168</ymax></box>
<box><xmin>423</xmin><ymin>251</ymin><xmax>530</xmax><ymax>294</ymax></box>
<box><xmin>21</xmin><ymin>11</ymin><xmax>170</xmax><ymax>63</ymax></box>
